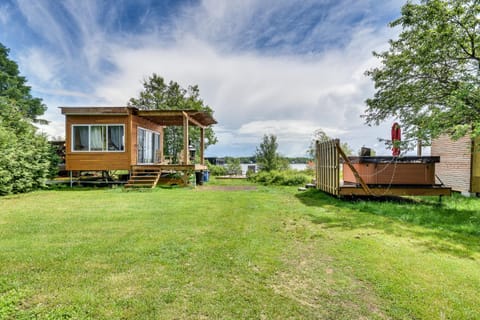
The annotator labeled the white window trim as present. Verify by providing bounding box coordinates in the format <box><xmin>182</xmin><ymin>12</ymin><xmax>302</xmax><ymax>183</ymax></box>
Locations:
<box><xmin>71</xmin><ymin>124</ymin><xmax>125</xmax><ymax>153</ymax></box>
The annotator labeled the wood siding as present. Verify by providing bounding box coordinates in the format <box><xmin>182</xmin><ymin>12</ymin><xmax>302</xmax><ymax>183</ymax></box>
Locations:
<box><xmin>65</xmin><ymin>115</ymin><xmax>130</xmax><ymax>170</ymax></box>
<box><xmin>431</xmin><ymin>135</ymin><xmax>472</xmax><ymax>193</ymax></box>
<box><xmin>472</xmin><ymin>137</ymin><xmax>480</xmax><ymax>192</ymax></box>
<box><xmin>65</xmin><ymin>115</ymin><xmax>165</xmax><ymax>171</ymax></box>
<box><xmin>343</xmin><ymin>163</ymin><xmax>436</xmax><ymax>185</ymax></box>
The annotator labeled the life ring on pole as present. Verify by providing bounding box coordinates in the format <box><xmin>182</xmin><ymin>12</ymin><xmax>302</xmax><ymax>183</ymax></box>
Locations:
<box><xmin>391</xmin><ymin>122</ymin><xmax>401</xmax><ymax>157</ymax></box>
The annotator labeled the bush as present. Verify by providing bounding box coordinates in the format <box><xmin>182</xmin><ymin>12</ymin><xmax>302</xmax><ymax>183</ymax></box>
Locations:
<box><xmin>207</xmin><ymin>164</ymin><xmax>227</xmax><ymax>176</ymax></box>
<box><xmin>247</xmin><ymin>169</ymin><xmax>311</xmax><ymax>186</ymax></box>
<box><xmin>0</xmin><ymin>101</ymin><xmax>53</xmax><ymax>195</ymax></box>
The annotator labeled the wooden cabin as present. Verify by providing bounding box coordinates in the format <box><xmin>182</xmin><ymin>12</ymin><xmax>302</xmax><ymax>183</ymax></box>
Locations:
<box><xmin>431</xmin><ymin>135</ymin><xmax>480</xmax><ymax>195</ymax></box>
<box><xmin>60</xmin><ymin>106</ymin><xmax>217</xmax><ymax>187</ymax></box>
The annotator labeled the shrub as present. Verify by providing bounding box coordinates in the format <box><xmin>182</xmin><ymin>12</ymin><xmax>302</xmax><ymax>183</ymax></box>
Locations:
<box><xmin>207</xmin><ymin>164</ymin><xmax>227</xmax><ymax>176</ymax></box>
<box><xmin>248</xmin><ymin>169</ymin><xmax>311</xmax><ymax>186</ymax></box>
<box><xmin>0</xmin><ymin>101</ymin><xmax>54</xmax><ymax>195</ymax></box>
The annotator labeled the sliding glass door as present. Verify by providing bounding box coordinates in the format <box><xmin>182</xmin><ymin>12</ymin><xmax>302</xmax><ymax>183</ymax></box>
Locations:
<box><xmin>137</xmin><ymin>128</ymin><xmax>161</xmax><ymax>164</ymax></box>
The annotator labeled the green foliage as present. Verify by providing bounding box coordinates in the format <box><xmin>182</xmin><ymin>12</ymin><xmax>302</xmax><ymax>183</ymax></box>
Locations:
<box><xmin>225</xmin><ymin>158</ymin><xmax>242</xmax><ymax>175</ymax></box>
<box><xmin>207</xmin><ymin>163</ymin><xmax>227</xmax><ymax>176</ymax></box>
<box><xmin>308</xmin><ymin>129</ymin><xmax>353</xmax><ymax>158</ymax></box>
<box><xmin>248</xmin><ymin>169</ymin><xmax>311</xmax><ymax>186</ymax></box>
<box><xmin>0</xmin><ymin>43</ymin><xmax>46</xmax><ymax>122</ymax></box>
<box><xmin>365</xmin><ymin>0</ymin><xmax>480</xmax><ymax>143</ymax></box>
<box><xmin>128</xmin><ymin>74</ymin><xmax>217</xmax><ymax>162</ymax></box>
<box><xmin>0</xmin><ymin>100</ymin><xmax>53</xmax><ymax>195</ymax></box>
<box><xmin>255</xmin><ymin>134</ymin><xmax>283</xmax><ymax>172</ymax></box>
<box><xmin>0</xmin><ymin>44</ymin><xmax>57</xmax><ymax>195</ymax></box>
<box><xmin>0</xmin><ymin>43</ymin><xmax>53</xmax><ymax>195</ymax></box>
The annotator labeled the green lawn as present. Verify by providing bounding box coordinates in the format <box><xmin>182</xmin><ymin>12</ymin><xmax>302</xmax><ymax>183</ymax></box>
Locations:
<box><xmin>0</xmin><ymin>181</ymin><xmax>479</xmax><ymax>319</ymax></box>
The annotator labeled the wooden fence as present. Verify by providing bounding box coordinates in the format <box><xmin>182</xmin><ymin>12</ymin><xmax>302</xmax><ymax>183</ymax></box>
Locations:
<box><xmin>315</xmin><ymin>139</ymin><xmax>450</xmax><ymax>197</ymax></box>
<box><xmin>315</xmin><ymin>139</ymin><xmax>340</xmax><ymax>196</ymax></box>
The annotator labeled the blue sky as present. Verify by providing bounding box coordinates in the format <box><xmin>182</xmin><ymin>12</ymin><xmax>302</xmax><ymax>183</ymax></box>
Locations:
<box><xmin>0</xmin><ymin>0</ymin><xmax>406</xmax><ymax>157</ymax></box>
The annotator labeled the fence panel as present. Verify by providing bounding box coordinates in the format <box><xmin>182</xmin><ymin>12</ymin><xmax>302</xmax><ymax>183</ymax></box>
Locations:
<box><xmin>315</xmin><ymin>139</ymin><xmax>340</xmax><ymax>196</ymax></box>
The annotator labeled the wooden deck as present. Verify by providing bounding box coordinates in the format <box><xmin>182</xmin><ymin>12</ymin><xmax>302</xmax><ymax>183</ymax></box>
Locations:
<box><xmin>338</xmin><ymin>184</ymin><xmax>451</xmax><ymax>196</ymax></box>
<box><xmin>125</xmin><ymin>164</ymin><xmax>208</xmax><ymax>189</ymax></box>
<box><xmin>315</xmin><ymin>139</ymin><xmax>451</xmax><ymax>197</ymax></box>
<box><xmin>132</xmin><ymin>164</ymin><xmax>208</xmax><ymax>171</ymax></box>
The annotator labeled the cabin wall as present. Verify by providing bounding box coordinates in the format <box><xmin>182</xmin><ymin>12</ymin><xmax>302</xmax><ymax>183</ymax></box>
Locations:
<box><xmin>65</xmin><ymin>115</ymin><xmax>131</xmax><ymax>171</ymax></box>
<box><xmin>472</xmin><ymin>137</ymin><xmax>480</xmax><ymax>193</ymax></box>
<box><xmin>130</xmin><ymin>115</ymin><xmax>164</xmax><ymax>165</ymax></box>
<box><xmin>431</xmin><ymin>135</ymin><xmax>472</xmax><ymax>193</ymax></box>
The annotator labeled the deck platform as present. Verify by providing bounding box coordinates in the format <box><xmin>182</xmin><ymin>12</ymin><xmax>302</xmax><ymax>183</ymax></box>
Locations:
<box><xmin>316</xmin><ymin>139</ymin><xmax>451</xmax><ymax>197</ymax></box>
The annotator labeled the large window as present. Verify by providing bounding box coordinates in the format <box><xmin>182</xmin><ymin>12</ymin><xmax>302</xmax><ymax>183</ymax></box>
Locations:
<box><xmin>72</xmin><ymin>125</ymin><xmax>125</xmax><ymax>152</ymax></box>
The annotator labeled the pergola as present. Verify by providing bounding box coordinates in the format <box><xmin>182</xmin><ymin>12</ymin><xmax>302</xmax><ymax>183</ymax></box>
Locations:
<box><xmin>134</xmin><ymin>109</ymin><xmax>217</xmax><ymax>165</ymax></box>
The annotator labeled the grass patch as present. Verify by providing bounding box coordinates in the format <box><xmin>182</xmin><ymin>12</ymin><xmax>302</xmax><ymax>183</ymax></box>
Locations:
<box><xmin>0</xmin><ymin>183</ymin><xmax>479</xmax><ymax>319</ymax></box>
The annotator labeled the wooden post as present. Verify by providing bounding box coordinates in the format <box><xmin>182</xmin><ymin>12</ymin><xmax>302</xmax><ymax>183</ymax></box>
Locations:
<box><xmin>200</xmin><ymin>127</ymin><xmax>205</xmax><ymax>165</ymax></box>
<box><xmin>417</xmin><ymin>139</ymin><xmax>422</xmax><ymax>156</ymax></box>
<box><xmin>183</xmin><ymin>112</ymin><xmax>189</xmax><ymax>165</ymax></box>
<box><xmin>336</xmin><ymin>141</ymin><xmax>372</xmax><ymax>196</ymax></box>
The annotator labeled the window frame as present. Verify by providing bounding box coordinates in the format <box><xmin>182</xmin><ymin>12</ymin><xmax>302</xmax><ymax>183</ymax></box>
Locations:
<box><xmin>137</xmin><ymin>126</ymin><xmax>161</xmax><ymax>164</ymax></box>
<box><xmin>71</xmin><ymin>124</ymin><xmax>125</xmax><ymax>153</ymax></box>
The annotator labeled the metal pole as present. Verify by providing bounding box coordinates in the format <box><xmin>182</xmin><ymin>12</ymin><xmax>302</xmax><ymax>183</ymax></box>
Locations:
<box><xmin>70</xmin><ymin>171</ymin><xmax>73</xmax><ymax>188</ymax></box>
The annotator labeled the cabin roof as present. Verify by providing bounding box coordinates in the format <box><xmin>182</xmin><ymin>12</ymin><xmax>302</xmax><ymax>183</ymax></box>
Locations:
<box><xmin>59</xmin><ymin>106</ymin><xmax>217</xmax><ymax>127</ymax></box>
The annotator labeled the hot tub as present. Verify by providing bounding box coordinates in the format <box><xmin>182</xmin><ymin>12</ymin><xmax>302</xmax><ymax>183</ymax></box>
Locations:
<box><xmin>342</xmin><ymin>156</ymin><xmax>440</xmax><ymax>185</ymax></box>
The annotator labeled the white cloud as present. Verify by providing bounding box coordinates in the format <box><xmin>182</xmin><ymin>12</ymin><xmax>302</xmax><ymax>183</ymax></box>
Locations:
<box><xmin>0</xmin><ymin>3</ymin><xmax>10</xmax><ymax>25</ymax></box>
<box><xmin>13</xmin><ymin>0</ymin><xmax>404</xmax><ymax>156</ymax></box>
<box><xmin>90</xmin><ymin>23</ymin><xmax>395</xmax><ymax>156</ymax></box>
<box><xmin>18</xmin><ymin>48</ymin><xmax>61</xmax><ymax>84</ymax></box>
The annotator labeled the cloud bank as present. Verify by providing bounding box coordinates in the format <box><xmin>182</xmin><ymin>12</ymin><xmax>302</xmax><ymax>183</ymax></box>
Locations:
<box><xmin>2</xmin><ymin>0</ymin><xmax>405</xmax><ymax>156</ymax></box>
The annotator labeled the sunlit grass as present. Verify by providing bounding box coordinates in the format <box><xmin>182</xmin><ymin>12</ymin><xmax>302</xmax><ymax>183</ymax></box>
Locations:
<box><xmin>0</xmin><ymin>183</ymin><xmax>479</xmax><ymax>319</ymax></box>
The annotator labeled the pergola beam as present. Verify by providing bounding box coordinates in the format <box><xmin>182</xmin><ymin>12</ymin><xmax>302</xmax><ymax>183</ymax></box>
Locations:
<box><xmin>183</xmin><ymin>112</ymin><xmax>189</xmax><ymax>165</ymax></box>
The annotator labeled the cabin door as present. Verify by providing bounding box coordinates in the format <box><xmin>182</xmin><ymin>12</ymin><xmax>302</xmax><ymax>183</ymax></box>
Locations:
<box><xmin>137</xmin><ymin>127</ymin><xmax>161</xmax><ymax>164</ymax></box>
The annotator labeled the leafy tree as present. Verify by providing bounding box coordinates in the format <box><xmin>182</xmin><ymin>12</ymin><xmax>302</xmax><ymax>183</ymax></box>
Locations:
<box><xmin>0</xmin><ymin>43</ymin><xmax>46</xmax><ymax>123</ymax></box>
<box><xmin>0</xmin><ymin>99</ymin><xmax>52</xmax><ymax>195</ymax></box>
<box><xmin>0</xmin><ymin>43</ymin><xmax>54</xmax><ymax>195</ymax></box>
<box><xmin>307</xmin><ymin>129</ymin><xmax>353</xmax><ymax>158</ymax></box>
<box><xmin>255</xmin><ymin>134</ymin><xmax>282</xmax><ymax>172</ymax></box>
<box><xmin>128</xmin><ymin>74</ymin><xmax>217</xmax><ymax>161</ymax></box>
<box><xmin>365</xmin><ymin>0</ymin><xmax>480</xmax><ymax>143</ymax></box>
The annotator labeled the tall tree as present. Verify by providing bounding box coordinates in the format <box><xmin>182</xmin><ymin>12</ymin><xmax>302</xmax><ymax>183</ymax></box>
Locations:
<box><xmin>0</xmin><ymin>43</ymin><xmax>46</xmax><ymax>122</ymax></box>
<box><xmin>0</xmin><ymin>43</ymin><xmax>54</xmax><ymax>195</ymax></box>
<box><xmin>128</xmin><ymin>74</ymin><xmax>217</xmax><ymax>161</ymax></box>
<box><xmin>364</xmin><ymin>0</ymin><xmax>480</xmax><ymax>143</ymax></box>
<box><xmin>255</xmin><ymin>134</ymin><xmax>282</xmax><ymax>172</ymax></box>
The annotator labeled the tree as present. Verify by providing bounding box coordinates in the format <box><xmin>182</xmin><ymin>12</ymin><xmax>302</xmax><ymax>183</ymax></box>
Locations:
<box><xmin>128</xmin><ymin>74</ymin><xmax>217</xmax><ymax>161</ymax></box>
<box><xmin>0</xmin><ymin>99</ymin><xmax>53</xmax><ymax>195</ymax></box>
<box><xmin>0</xmin><ymin>43</ymin><xmax>55</xmax><ymax>195</ymax></box>
<box><xmin>364</xmin><ymin>0</ymin><xmax>480</xmax><ymax>143</ymax></box>
<box><xmin>307</xmin><ymin>129</ymin><xmax>353</xmax><ymax>158</ymax></box>
<box><xmin>255</xmin><ymin>134</ymin><xmax>282</xmax><ymax>172</ymax></box>
<box><xmin>0</xmin><ymin>43</ymin><xmax>46</xmax><ymax>122</ymax></box>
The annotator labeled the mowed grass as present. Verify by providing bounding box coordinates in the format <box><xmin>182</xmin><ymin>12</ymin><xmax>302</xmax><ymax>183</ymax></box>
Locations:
<box><xmin>0</xmin><ymin>181</ymin><xmax>479</xmax><ymax>319</ymax></box>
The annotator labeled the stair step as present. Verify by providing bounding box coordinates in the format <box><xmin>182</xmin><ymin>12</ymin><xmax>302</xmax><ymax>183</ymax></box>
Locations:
<box><xmin>125</xmin><ymin>184</ymin><xmax>155</xmax><ymax>188</ymax></box>
<box><xmin>130</xmin><ymin>176</ymin><xmax>157</xmax><ymax>179</ymax></box>
<box><xmin>127</xmin><ymin>179</ymin><xmax>157</xmax><ymax>184</ymax></box>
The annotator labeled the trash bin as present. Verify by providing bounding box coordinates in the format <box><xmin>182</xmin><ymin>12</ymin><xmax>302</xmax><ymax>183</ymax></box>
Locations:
<box><xmin>203</xmin><ymin>170</ymin><xmax>209</xmax><ymax>182</ymax></box>
<box><xmin>195</xmin><ymin>171</ymin><xmax>203</xmax><ymax>185</ymax></box>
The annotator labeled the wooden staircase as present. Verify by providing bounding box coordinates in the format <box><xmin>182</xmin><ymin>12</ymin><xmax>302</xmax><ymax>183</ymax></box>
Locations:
<box><xmin>124</xmin><ymin>166</ymin><xmax>162</xmax><ymax>189</ymax></box>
